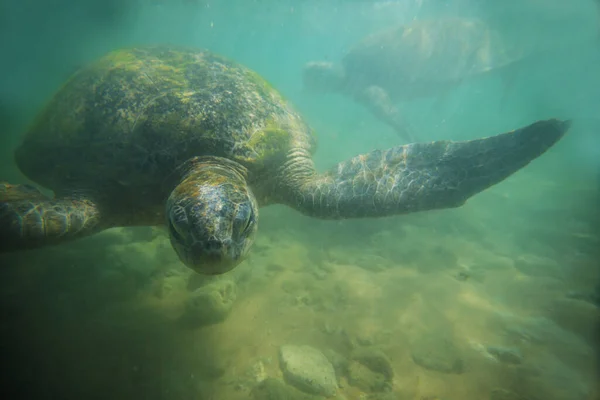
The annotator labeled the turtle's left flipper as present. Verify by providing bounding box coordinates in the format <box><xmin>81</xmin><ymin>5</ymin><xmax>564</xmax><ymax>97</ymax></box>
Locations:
<box><xmin>288</xmin><ymin>119</ymin><xmax>570</xmax><ymax>219</ymax></box>
<box><xmin>0</xmin><ymin>183</ymin><xmax>103</xmax><ymax>252</ymax></box>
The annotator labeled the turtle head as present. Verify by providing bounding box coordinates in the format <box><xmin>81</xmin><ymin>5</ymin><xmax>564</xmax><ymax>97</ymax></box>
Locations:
<box><xmin>302</xmin><ymin>61</ymin><xmax>345</xmax><ymax>93</ymax></box>
<box><xmin>166</xmin><ymin>157</ymin><xmax>258</xmax><ymax>275</ymax></box>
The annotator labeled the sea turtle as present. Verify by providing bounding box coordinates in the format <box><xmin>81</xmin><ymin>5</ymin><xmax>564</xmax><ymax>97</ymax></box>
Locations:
<box><xmin>303</xmin><ymin>17</ymin><xmax>528</xmax><ymax>141</ymax></box>
<box><xmin>0</xmin><ymin>46</ymin><xmax>568</xmax><ymax>275</ymax></box>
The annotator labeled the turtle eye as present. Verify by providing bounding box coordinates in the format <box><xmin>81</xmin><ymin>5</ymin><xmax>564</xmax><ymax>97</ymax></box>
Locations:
<box><xmin>168</xmin><ymin>218</ymin><xmax>185</xmax><ymax>243</ymax></box>
<box><xmin>243</xmin><ymin>214</ymin><xmax>254</xmax><ymax>234</ymax></box>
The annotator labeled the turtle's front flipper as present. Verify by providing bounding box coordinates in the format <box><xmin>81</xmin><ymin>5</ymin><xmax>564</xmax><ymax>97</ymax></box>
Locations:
<box><xmin>0</xmin><ymin>183</ymin><xmax>103</xmax><ymax>252</ymax></box>
<box><xmin>356</xmin><ymin>85</ymin><xmax>414</xmax><ymax>143</ymax></box>
<box><xmin>284</xmin><ymin>119</ymin><xmax>569</xmax><ymax>219</ymax></box>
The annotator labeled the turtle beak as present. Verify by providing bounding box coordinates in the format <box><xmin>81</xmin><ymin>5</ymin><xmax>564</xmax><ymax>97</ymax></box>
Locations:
<box><xmin>184</xmin><ymin>239</ymin><xmax>240</xmax><ymax>275</ymax></box>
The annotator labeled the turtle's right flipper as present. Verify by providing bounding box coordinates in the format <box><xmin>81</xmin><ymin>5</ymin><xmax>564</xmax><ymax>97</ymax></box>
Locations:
<box><xmin>356</xmin><ymin>85</ymin><xmax>415</xmax><ymax>143</ymax></box>
<box><xmin>0</xmin><ymin>183</ymin><xmax>103</xmax><ymax>252</ymax></box>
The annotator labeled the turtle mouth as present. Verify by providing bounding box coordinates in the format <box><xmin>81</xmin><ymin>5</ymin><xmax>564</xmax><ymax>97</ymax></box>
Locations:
<box><xmin>167</xmin><ymin>215</ymin><xmax>241</xmax><ymax>275</ymax></box>
<box><xmin>177</xmin><ymin>239</ymin><xmax>240</xmax><ymax>275</ymax></box>
<box><xmin>191</xmin><ymin>249</ymin><xmax>235</xmax><ymax>275</ymax></box>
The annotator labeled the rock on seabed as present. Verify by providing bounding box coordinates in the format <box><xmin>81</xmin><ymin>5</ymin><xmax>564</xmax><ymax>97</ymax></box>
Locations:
<box><xmin>279</xmin><ymin>345</ymin><xmax>338</xmax><ymax>397</ymax></box>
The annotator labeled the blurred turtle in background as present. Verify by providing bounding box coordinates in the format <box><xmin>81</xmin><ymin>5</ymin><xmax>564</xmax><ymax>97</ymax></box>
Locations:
<box><xmin>303</xmin><ymin>17</ymin><xmax>529</xmax><ymax>142</ymax></box>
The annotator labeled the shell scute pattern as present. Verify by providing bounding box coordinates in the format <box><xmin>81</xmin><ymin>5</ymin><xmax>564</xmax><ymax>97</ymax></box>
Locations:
<box><xmin>16</xmin><ymin>46</ymin><xmax>309</xmax><ymax>195</ymax></box>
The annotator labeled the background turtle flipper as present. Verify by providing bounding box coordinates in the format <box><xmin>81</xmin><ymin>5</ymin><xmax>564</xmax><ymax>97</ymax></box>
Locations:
<box><xmin>289</xmin><ymin>119</ymin><xmax>570</xmax><ymax>219</ymax></box>
<box><xmin>355</xmin><ymin>85</ymin><xmax>414</xmax><ymax>142</ymax></box>
<box><xmin>0</xmin><ymin>184</ymin><xmax>104</xmax><ymax>252</ymax></box>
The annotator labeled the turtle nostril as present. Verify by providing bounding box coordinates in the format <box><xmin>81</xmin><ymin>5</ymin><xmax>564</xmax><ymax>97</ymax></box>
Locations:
<box><xmin>206</xmin><ymin>239</ymin><xmax>221</xmax><ymax>251</ymax></box>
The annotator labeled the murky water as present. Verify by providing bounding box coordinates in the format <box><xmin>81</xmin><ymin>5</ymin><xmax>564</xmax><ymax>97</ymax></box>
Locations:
<box><xmin>1</xmin><ymin>1</ymin><xmax>599</xmax><ymax>399</ymax></box>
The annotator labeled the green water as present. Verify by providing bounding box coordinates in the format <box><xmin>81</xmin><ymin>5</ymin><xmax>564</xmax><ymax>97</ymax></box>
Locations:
<box><xmin>0</xmin><ymin>1</ymin><xmax>598</xmax><ymax>399</ymax></box>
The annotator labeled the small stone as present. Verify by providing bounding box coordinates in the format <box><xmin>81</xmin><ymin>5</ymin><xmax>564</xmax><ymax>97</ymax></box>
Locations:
<box><xmin>347</xmin><ymin>362</ymin><xmax>387</xmax><ymax>393</ymax></box>
<box><xmin>279</xmin><ymin>345</ymin><xmax>337</xmax><ymax>397</ymax></box>
<box><xmin>352</xmin><ymin>348</ymin><xmax>394</xmax><ymax>381</ymax></box>
<box><xmin>323</xmin><ymin>349</ymin><xmax>349</xmax><ymax>379</ymax></box>
<box><xmin>410</xmin><ymin>334</ymin><xmax>465</xmax><ymax>374</ymax></box>
<box><xmin>250</xmin><ymin>360</ymin><xmax>267</xmax><ymax>383</ymax></box>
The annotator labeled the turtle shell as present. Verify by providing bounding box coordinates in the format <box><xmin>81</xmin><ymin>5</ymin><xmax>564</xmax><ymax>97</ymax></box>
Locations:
<box><xmin>341</xmin><ymin>17</ymin><xmax>526</xmax><ymax>99</ymax></box>
<box><xmin>16</xmin><ymin>46</ymin><xmax>315</xmax><ymax>195</ymax></box>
